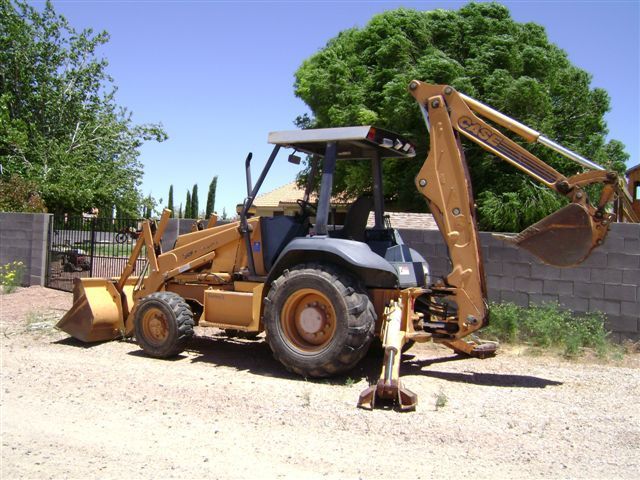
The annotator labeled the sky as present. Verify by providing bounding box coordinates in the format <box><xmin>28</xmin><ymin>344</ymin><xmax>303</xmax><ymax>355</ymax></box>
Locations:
<box><xmin>43</xmin><ymin>0</ymin><xmax>640</xmax><ymax>217</ymax></box>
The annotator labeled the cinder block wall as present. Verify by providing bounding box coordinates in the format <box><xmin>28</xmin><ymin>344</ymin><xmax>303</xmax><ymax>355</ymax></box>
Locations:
<box><xmin>3</xmin><ymin>213</ymin><xmax>637</xmax><ymax>340</ymax></box>
<box><xmin>400</xmin><ymin>223</ymin><xmax>640</xmax><ymax>342</ymax></box>
<box><xmin>0</xmin><ymin>213</ymin><xmax>52</xmax><ymax>287</ymax></box>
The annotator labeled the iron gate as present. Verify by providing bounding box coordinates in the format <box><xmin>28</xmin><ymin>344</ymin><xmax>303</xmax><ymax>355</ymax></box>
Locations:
<box><xmin>46</xmin><ymin>215</ymin><xmax>148</xmax><ymax>292</ymax></box>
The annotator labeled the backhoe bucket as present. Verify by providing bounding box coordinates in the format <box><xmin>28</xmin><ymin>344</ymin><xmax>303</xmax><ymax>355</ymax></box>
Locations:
<box><xmin>56</xmin><ymin>278</ymin><xmax>126</xmax><ymax>342</ymax></box>
<box><xmin>500</xmin><ymin>203</ymin><xmax>596</xmax><ymax>267</ymax></box>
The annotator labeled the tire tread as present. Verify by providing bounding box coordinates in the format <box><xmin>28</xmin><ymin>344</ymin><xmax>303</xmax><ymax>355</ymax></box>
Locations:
<box><xmin>264</xmin><ymin>263</ymin><xmax>375</xmax><ymax>377</ymax></box>
<box><xmin>134</xmin><ymin>291</ymin><xmax>195</xmax><ymax>358</ymax></box>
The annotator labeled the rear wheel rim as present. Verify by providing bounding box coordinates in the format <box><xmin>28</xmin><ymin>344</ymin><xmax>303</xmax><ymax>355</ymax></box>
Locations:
<box><xmin>141</xmin><ymin>307</ymin><xmax>169</xmax><ymax>346</ymax></box>
<box><xmin>281</xmin><ymin>289</ymin><xmax>337</xmax><ymax>353</ymax></box>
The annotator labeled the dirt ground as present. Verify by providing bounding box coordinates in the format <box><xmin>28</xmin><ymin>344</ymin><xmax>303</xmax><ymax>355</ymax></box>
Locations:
<box><xmin>1</xmin><ymin>286</ymin><xmax>639</xmax><ymax>479</ymax></box>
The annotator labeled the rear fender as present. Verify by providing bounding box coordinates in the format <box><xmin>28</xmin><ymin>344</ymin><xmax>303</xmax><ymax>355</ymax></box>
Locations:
<box><xmin>266</xmin><ymin>237</ymin><xmax>399</xmax><ymax>289</ymax></box>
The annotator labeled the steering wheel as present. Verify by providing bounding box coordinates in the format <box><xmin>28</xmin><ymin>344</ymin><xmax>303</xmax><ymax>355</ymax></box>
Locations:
<box><xmin>296</xmin><ymin>199</ymin><xmax>317</xmax><ymax>218</ymax></box>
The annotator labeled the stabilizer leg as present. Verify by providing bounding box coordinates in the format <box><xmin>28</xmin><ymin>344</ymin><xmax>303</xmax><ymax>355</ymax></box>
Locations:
<box><xmin>358</xmin><ymin>302</ymin><xmax>417</xmax><ymax>411</ymax></box>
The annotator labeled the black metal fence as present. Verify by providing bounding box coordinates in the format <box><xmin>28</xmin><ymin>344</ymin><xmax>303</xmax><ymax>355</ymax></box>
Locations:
<box><xmin>46</xmin><ymin>215</ymin><xmax>148</xmax><ymax>292</ymax></box>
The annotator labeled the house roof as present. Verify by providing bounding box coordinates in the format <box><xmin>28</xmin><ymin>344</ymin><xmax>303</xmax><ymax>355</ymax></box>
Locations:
<box><xmin>253</xmin><ymin>181</ymin><xmax>350</xmax><ymax>208</ymax></box>
<box><xmin>253</xmin><ymin>182</ymin><xmax>439</xmax><ymax>230</ymax></box>
<box><xmin>626</xmin><ymin>164</ymin><xmax>640</xmax><ymax>175</ymax></box>
<box><xmin>367</xmin><ymin>211</ymin><xmax>438</xmax><ymax>230</ymax></box>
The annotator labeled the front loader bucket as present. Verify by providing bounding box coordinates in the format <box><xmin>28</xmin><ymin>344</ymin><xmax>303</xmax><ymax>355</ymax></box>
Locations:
<box><xmin>498</xmin><ymin>203</ymin><xmax>596</xmax><ymax>267</ymax></box>
<box><xmin>56</xmin><ymin>278</ymin><xmax>126</xmax><ymax>342</ymax></box>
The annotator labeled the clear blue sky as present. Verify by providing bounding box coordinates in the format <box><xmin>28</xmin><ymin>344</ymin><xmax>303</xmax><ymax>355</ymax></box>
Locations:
<box><xmin>46</xmin><ymin>0</ymin><xmax>639</xmax><ymax>216</ymax></box>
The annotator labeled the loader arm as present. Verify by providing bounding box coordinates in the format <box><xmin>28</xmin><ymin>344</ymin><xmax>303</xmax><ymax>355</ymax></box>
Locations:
<box><xmin>407</xmin><ymin>81</ymin><xmax>635</xmax><ymax>336</ymax></box>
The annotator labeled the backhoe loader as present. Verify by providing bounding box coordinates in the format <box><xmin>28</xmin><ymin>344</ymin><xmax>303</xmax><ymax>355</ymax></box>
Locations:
<box><xmin>57</xmin><ymin>81</ymin><xmax>637</xmax><ymax>410</ymax></box>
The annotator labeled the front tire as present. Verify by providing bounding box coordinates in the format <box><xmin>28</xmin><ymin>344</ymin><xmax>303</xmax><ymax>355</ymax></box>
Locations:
<box><xmin>134</xmin><ymin>292</ymin><xmax>195</xmax><ymax>358</ymax></box>
<box><xmin>264</xmin><ymin>264</ymin><xmax>375</xmax><ymax>377</ymax></box>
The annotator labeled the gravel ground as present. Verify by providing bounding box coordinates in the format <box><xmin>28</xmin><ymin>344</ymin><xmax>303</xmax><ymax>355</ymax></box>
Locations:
<box><xmin>1</xmin><ymin>286</ymin><xmax>639</xmax><ymax>479</ymax></box>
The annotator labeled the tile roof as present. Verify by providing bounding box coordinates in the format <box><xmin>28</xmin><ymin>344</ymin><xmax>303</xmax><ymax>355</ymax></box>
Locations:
<box><xmin>253</xmin><ymin>182</ymin><xmax>302</xmax><ymax>207</ymax></box>
<box><xmin>254</xmin><ymin>181</ymin><xmax>350</xmax><ymax>207</ymax></box>
<box><xmin>255</xmin><ymin>181</ymin><xmax>439</xmax><ymax>230</ymax></box>
<box><xmin>367</xmin><ymin>211</ymin><xmax>438</xmax><ymax>230</ymax></box>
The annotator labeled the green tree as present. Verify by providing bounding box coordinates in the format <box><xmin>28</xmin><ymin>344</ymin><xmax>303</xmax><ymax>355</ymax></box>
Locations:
<box><xmin>0</xmin><ymin>174</ymin><xmax>46</xmax><ymax>212</ymax></box>
<box><xmin>167</xmin><ymin>185</ymin><xmax>174</xmax><ymax>217</ymax></box>
<box><xmin>178</xmin><ymin>202</ymin><xmax>183</xmax><ymax>219</ymax></box>
<box><xmin>205</xmin><ymin>175</ymin><xmax>218</xmax><ymax>218</ymax></box>
<box><xmin>191</xmin><ymin>183</ymin><xmax>199</xmax><ymax>218</ymax></box>
<box><xmin>141</xmin><ymin>194</ymin><xmax>154</xmax><ymax>219</ymax></box>
<box><xmin>0</xmin><ymin>0</ymin><xmax>167</xmax><ymax>216</ymax></box>
<box><xmin>294</xmin><ymin>3</ymin><xmax>628</xmax><ymax>231</ymax></box>
<box><xmin>185</xmin><ymin>191</ymin><xmax>191</xmax><ymax>219</ymax></box>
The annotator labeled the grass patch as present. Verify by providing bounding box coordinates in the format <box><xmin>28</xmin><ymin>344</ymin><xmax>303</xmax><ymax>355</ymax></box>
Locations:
<box><xmin>88</xmin><ymin>242</ymin><xmax>145</xmax><ymax>258</ymax></box>
<box><xmin>434</xmin><ymin>391</ymin><xmax>448</xmax><ymax>411</ymax></box>
<box><xmin>25</xmin><ymin>310</ymin><xmax>62</xmax><ymax>335</ymax></box>
<box><xmin>483</xmin><ymin>302</ymin><xmax>622</xmax><ymax>360</ymax></box>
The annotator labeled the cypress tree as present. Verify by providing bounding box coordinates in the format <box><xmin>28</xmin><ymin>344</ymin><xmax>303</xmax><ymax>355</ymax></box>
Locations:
<box><xmin>205</xmin><ymin>176</ymin><xmax>218</xmax><ymax>218</ymax></box>
<box><xmin>185</xmin><ymin>191</ymin><xmax>192</xmax><ymax>219</ymax></box>
<box><xmin>143</xmin><ymin>194</ymin><xmax>152</xmax><ymax>218</ymax></box>
<box><xmin>167</xmin><ymin>185</ymin><xmax>174</xmax><ymax>217</ymax></box>
<box><xmin>191</xmin><ymin>184</ymin><xmax>199</xmax><ymax>218</ymax></box>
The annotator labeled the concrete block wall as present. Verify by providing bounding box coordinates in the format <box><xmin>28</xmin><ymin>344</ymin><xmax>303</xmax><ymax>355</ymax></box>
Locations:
<box><xmin>3</xmin><ymin>213</ymin><xmax>637</xmax><ymax>340</ymax></box>
<box><xmin>0</xmin><ymin>213</ymin><xmax>52</xmax><ymax>287</ymax></box>
<box><xmin>400</xmin><ymin>223</ymin><xmax>640</xmax><ymax>342</ymax></box>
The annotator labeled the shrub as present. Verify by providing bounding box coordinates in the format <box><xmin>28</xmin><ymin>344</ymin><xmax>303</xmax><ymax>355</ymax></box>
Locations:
<box><xmin>0</xmin><ymin>261</ymin><xmax>25</xmax><ymax>294</ymax></box>
<box><xmin>485</xmin><ymin>302</ymin><xmax>617</xmax><ymax>359</ymax></box>
<box><xmin>0</xmin><ymin>175</ymin><xmax>47</xmax><ymax>213</ymax></box>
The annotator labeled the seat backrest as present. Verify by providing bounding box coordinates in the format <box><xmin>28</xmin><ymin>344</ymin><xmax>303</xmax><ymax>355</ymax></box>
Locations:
<box><xmin>341</xmin><ymin>195</ymin><xmax>374</xmax><ymax>242</ymax></box>
<box><xmin>260</xmin><ymin>216</ymin><xmax>308</xmax><ymax>271</ymax></box>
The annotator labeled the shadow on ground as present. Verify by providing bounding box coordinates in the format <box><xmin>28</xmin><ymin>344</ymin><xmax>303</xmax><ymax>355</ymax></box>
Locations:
<box><xmin>182</xmin><ymin>333</ymin><xmax>382</xmax><ymax>385</ymax></box>
<box><xmin>55</xmin><ymin>333</ymin><xmax>562</xmax><ymax>389</ymax></box>
<box><xmin>53</xmin><ymin>336</ymin><xmax>112</xmax><ymax>349</ymax></box>
<box><xmin>402</xmin><ymin>355</ymin><xmax>563</xmax><ymax>388</ymax></box>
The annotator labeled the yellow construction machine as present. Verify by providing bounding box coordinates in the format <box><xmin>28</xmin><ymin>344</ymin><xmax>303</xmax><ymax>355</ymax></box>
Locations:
<box><xmin>58</xmin><ymin>81</ymin><xmax>637</xmax><ymax>410</ymax></box>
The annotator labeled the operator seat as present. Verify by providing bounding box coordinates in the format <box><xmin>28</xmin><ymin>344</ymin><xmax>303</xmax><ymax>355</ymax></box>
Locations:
<box><xmin>339</xmin><ymin>195</ymin><xmax>373</xmax><ymax>242</ymax></box>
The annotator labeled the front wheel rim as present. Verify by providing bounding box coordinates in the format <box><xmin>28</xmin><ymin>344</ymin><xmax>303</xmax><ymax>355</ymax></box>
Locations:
<box><xmin>280</xmin><ymin>289</ymin><xmax>337</xmax><ymax>353</ymax></box>
<box><xmin>141</xmin><ymin>307</ymin><xmax>169</xmax><ymax>346</ymax></box>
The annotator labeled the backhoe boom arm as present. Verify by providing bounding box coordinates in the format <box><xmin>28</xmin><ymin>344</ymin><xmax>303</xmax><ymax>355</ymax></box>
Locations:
<box><xmin>407</xmin><ymin>81</ymin><xmax>635</xmax><ymax>337</ymax></box>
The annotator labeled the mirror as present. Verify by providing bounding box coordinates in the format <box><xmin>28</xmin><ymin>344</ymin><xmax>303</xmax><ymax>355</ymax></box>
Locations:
<box><xmin>288</xmin><ymin>154</ymin><xmax>301</xmax><ymax>165</ymax></box>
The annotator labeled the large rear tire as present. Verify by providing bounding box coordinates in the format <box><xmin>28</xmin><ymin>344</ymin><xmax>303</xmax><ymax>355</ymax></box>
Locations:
<box><xmin>134</xmin><ymin>292</ymin><xmax>195</xmax><ymax>358</ymax></box>
<box><xmin>264</xmin><ymin>264</ymin><xmax>375</xmax><ymax>377</ymax></box>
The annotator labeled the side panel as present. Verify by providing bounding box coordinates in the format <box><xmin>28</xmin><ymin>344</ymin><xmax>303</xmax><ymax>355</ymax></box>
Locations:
<box><xmin>204</xmin><ymin>290</ymin><xmax>253</xmax><ymax>327</ymax></box>
<box><xmin>201</xmin><ymin>283</ymin><xmax>264</xmax><ymax>332</ymax></box>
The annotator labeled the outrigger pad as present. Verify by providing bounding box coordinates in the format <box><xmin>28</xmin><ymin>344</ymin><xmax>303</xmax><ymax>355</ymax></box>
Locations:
<box><xmin>498</xmin><ymin>203</ymin><xmax>596</xmax><ymax>267</ymax></box>
<box><xmin>357</xmin><ymin>379</ymin><xmax>417</xmax><ymax>411</ymax></box>
<box><xmin>442</xmin><ymin>338</ymin><xmax>498</xmax><ymax>358</ymax></box>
